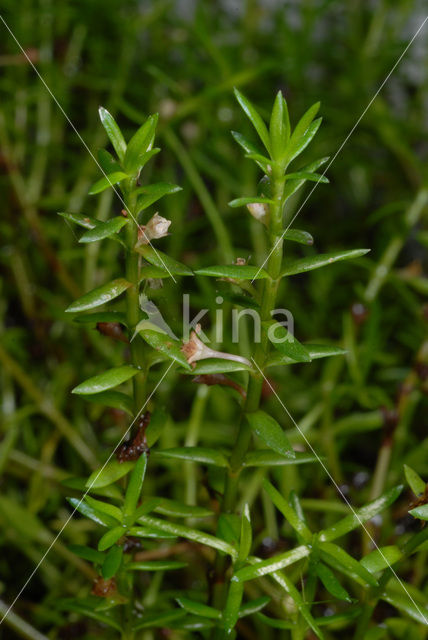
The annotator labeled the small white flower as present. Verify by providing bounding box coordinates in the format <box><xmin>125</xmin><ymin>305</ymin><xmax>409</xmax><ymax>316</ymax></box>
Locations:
<box><xmin>181</xmin><ymin>324</ymin><xmax>252</xmax><ymax>369</ymax></box>
<box><xmin>137</xmin><ymin>213</ymin><xmax>171</xmax><ymax>245</ymax></box>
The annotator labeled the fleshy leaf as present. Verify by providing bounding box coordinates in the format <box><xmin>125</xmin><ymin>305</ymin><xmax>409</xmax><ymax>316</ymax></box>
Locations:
<box><xmin>86</xmin><ymin>460</ymin><xmax>135</xmax><ymax>489</ymax></box>
<box><xmin>195</xmin><ymin>265</ymin><xmax>269</xmax><ymax>280</ymax></box>
<box><xmin>72</xmin><ymin>365</ymin><xmax>138</xmax><ymax>395</ymax></box>
<box><xmin>280</xmin><ymin>249</ymin><xmax>370</xmax><ymax>277</ymax></box>
<box><xmin>79</xmin><ymin>217</ymin><xmax>128</xmax><ymax>243</ymax></box>
<box><xmin>244</xmin><ymin>450</ymin><xmax>319</xmax><ymax>467</ymax></box>
<box><xmin>135</xmin><ymin>244</ymin><xmax>193</xmax><ymax>276</ymax></box>
<box><xmin>234</xmin><ymin>88</ymin><xmax>270</xmax><ymax>152</ymax></box>
<box><xmin>404</xmin><ymin>464</ymin><xmax>426</xmax><ymax>496</ymax></box>
<box><xmin>360</xmin><ymin>546</ymin><xmax>403</xmax><ymax>574</ymax></box>
<box><xmin>124</xmin><ymin>453</ymin><xmax>148</xmax><ymax>516</ymax></box>
<box><xmin>155</xmin><ymin>447</ymin><xmax>229</xmax><ymax>467</ymax></box>
<box><xmin>65</xmin><ymin>278</ymin><xmax>131</xmax><ymax>313</ymax></box>
<box><xmin>246</xmin><ymin>410</ymin><xmax>295</xmax><ymax>458</ymax></box>
<box><xmin>283</xmin><ymin>229</ymin><xmax>314</xmax><ymax>245</ymax></box>
<box><xmin>315</xmin><ymin>562</ymin><xmax>352</xmax><ymax>602</ymax></box>
<box><xmin>101</xmin><ymin>544</ymin><xmax>123</xmax><ymax>579</ymax></box>
<box><xmin>99</xmin><ymin>107</ymin><xmax>127</xmax><ymax>161</ymax></box>
<box><xmin>124</xmin><ymin>114</ymin><xmax>158</xmax><ymax>175</ymax></box>
<box><xmin>89</xmin><ymin>171</ymin><xmax>129</xmax><ymax>195</ymax></box>
<box><xmin>319</xmin><ymin>485</ymin><xmax>403</xmax><ymax>542</ymax></box>
<box><xmin>135</xmin><ymin>321</ymin><xmax>191</xmax><ymax>370</ymax></box>
<box><xmin>228</xmin><ymin>197</ymin><xmax>274</xmax><ymax>207</ymax></box>
<box><xmin>263</xmin><ymin>321</ymin><xmax>311</xmax><ymax>363</ymax></box>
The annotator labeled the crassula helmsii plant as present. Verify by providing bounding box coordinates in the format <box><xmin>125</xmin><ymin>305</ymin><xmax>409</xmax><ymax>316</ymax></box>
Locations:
<box><xmin>58</xmin><ymin>92</ymin><xmax>428</xmax><ymax>639</ymax></box>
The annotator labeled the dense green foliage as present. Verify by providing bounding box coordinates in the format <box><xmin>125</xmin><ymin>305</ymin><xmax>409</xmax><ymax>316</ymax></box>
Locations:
<box><xmin>0</xmin><ymin>2</ymin><xmax>427</xmax><ymax>639</ymax></box>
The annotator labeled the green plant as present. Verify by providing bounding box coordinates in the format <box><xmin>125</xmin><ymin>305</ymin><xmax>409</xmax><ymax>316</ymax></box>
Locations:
<box><xmin>54</xmin><ymin>93</ymin><xmax>428</xmax><ymax>639</ymax></box>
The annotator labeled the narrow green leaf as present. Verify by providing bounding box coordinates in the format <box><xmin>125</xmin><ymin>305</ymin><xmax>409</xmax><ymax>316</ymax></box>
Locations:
<box><xmin>224</xmin><ymin>579</ymin><xmax>244</xmax><ymax>633</ymax></box>
<box><xmin>263</xmin><ymin>320</ymin><xmax>312</xmax><ymax>363</ymax></box>
<box><xmin>315</xmin><ymin>562</ymin><xmax>352</xmax><ymax>602</ymax></box>
<box><xmin>124</xmin><ymin>114</ymin><xmax>158</xmax><ymax>174</ymax></box>
<box><xmin>72</xmin><ymin>365</ymin><xmax>138</xmax><ymax>395</ymax></box>
<box><xmin>68</xmin><ymin>544</ymin><xmax>105</xmax><ymax>565</ymax></box>
<box><xmin>97</xmin><ymin>148</ymin><xmax>122</xmax><ymax>174</ymax></box>
<box><xmin>409</xmin><ymin>504</ymin><xmax>428</xmax><ymax>520</ymax></box>
<box><xmin>133</xmin><ymin>610</ymin><xmax>186</xmax><ymax>631</ymax></box>
<box><xmin>290</xmin><ymin>102</ymin><xmax>320</xmax><ymax>145</ymax></box>
<box><xmin>244</xmin><ymin>152</ymin><xmax>271</xmax><ymax>171</ymax></box>
<box><xmin>381</xmin><ymin>580</ymin><xmax>428</xmax><ymax>625</ymax></box>
<box><xmin>176</xmin><ymin>598</ymin><xmax>221</xmax><ymax>619</ymax></box>
<box><xmin>271</xmin><ymin>570</ymin><xmax>325</xmax><ymax>639</ymax></box>
<box><xmin>137</xmin><ymin>514</ymin><xmax>237</xmax><ymax>558</ymax></box>
<box><xmin>134</xmin><ymin>182</ymin><xmax>182</xmax><ymax>211</ymax></box>
<box><xmin>128</xmin><ymin>560</ymin><xmax>187</xmax><ymax>571</ymax></box>
<box><xmin>89</xmin><ymin>171</ymin><xmax>129</xmax><ymax>195</ymax></box>
<box><xmin>360</xmin><ymin>546</ymin><xmax>403</xmax><ymax>574</ymax></box>
<box><xmin>238</xmin><ymin>596</ymin><xmax>270</xmax><ymax>618</ymax></box>
<box><xmin>98</xmin><ymin>526</ymin><xmax>126</xmax><ymax>551</ymax></box>
<box><xmin>283</xmin><ymin>228</ymin><xmax>314</xmax><ymax>245</ymax></box>
<box><xmin>102</xmin><ymin>544</ymin><xmax>123</xmax><ymax>579</ymax></box>
<box><xmin>228</xmin><ymin>197</ymin><xmax>274</xmax><ymax>207</ymax></box>
<box><xmin>145</xmin><ymin>407</ymin><xmax>167</xmax><ymax>447</ymax></box>
<box><xmin>267</xmin><ymin>344</ymin><xmax>346</xmax><ymax>368</ymax></box>
<box><xmin>65</xmin><ymin>278</ymin><xmax>131</xmax><ymax>313</ymax></box>
<box><xmin>154</xmin><ymin>498</ymin><xmax>213</xmax><ymax>519</ymax></box>
<box><xmin>235</xmin><ymin>545</ymin><xmax>310</xmax><ymax>582</ymax></box>
<box><xmin>247</xmin><ymin>410</ymin><xmax>295</xmax><ymax>458</ymax></box>
<box><xmin>73</xmin><ymin>311</ymin><xmax>127</xmax><ymax>325</ymax></box>
<box><xmin>244</xmin><ymin>450</ymin><xmax>319</xmax><ymax>467</ymax></box>
<box><xmin>217</xmin><ymin>513</ymin><xmax>241</xmax><ymax>547</ymax></box>
<box><xmin>85</xmin><ymin>496</ymin><xmax>122</xmax><ymax>522</ymax></box>
<box><xmin>58</xmin><ymin>211</ymin><xmax>99</xmax><ymax>229</ymax></box>
<box><xmin>124</xmin><ymin>453</ymin><xmax>148</xmax><ymax>516</ymax></box>
<box><xmin>135</xmin><ymin>244</ymin><xmax>193</xmax><ymax>276</ymax></box>
<box><xmin>285</xmin><ymin>171</ymin><xmax>328</xmax><ymax>184</ymax></box>
<box><xmin>79</xmin><ymin>217</ymin><xmax>128</xmax><ymax>243</ymax></box>
<box><xmin>287</xmin><ymin>117</ymin><xmax>322</xmax><ymax>163</ymax></box>
<box><xmin>255</xmin><ymin>614</ymin><xmax>294</xmax><ymax>630</ymax></box>
<box><xmin>58</xmin><ymin>597</ymin><xmax>122</xmax><ymax>631</ymax></box>
<box><xmin>99</xmin><ymin>107</ymin><xmax>127</xmax><ymax>161</ymax></box>
<box><xmin>319</xmin><ymin>485</ymin><xmax>403</xmax><ymax>542</ymax></box>
<box><xmin>61</xmin><ymin>477</ymin><xmax>122</xmax><ymax>500</ymax></box>
<box><xmin>234</xmin><ymin>88</ymin><xmax>270</xmax><ymax>152</ymax></box>
<box><xmin>135</xmin><ymin>321</ymin><xmax>191</xmax><ymax>370</ymax></box>
<box><xmin>280</xmin><ymin>249</ymin><xmax>370</xmax><ymax>277</ymax></box>
<box><xmin>67</xmin><ymin>497</ymin><xmax>118</xmax><ymax>528</ymax></box>
<box><xmin>231</xmin><ymin>131</ymin><xmax>263</xmax><ymax>157</ymax></box>
<box><xmin>270</xmin><ymin>90</ymin><xmax>287</xmax><ymax>162</ymax></box>
<box><xmin>263</xmin><ymin>480</ymin><xmax>311</xmax><ymax>540</ymax></box>
<box><xmin>155</xmin><ymin>447</ymin><xmax>229</xmax><ymax>468</ymax></box>
<box><xmin>320</xmin><ymin>542</ymin><xmax>378</xmax><ymax>587</ymax></box>
<box><xmin>86</xmin><ymin>460</ymin><xmax>135</xmax><ymax>489</ymax></box>
<box><xmin>84</xmin><ymin>391</ymin><xmax>133</xmax><ymax>415</ymax></box>
<box><xmin>404</xmin><ymin>465</ymin><xmax>426</xmax><ymax>496</ymax></box>
<box><xmin>195</xmin><ymin>265</ymin><xmax>269</xmax><ymax>280</ymax></box>
<box><xmin>133</xmin><ymin>497</ymin><xmax>162</xmax><ymax>519</ymax></box>
<box><xmin>238</xmin><ymin>504</ymin><xmax>252</xmax><ymax>563</ymax></box>
<box><xmin>283</xmin><ymin>157</ymin><xmax>329</xmax><ymax>203</ymax></box>
<box><xmin>181</xmin><ymin>358</ymin><xmax>253</xmax><ymax>374</ymax></box>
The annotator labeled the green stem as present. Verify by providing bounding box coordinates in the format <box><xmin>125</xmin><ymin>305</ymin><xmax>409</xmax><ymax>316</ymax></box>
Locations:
<box><xmin>211</xmin><ymin>165</ymin><xmax>286</xmax><ymax>618</ymax></box>
<box><xmin>124</xmin><ymin>182</ymin><xmax>146</xmax><ymax>413</ymax></box>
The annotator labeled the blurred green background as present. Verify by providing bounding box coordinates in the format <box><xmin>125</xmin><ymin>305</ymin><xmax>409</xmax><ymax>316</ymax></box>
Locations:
<box><xmin>0</xmin><ymin>1</ymin><xmax>427</xmax><ymax>638</ymax></box>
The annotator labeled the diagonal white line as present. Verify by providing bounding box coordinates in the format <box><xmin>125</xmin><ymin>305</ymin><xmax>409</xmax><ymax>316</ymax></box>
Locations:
<box><xmin>252</xmin><ymin>15</ymin><xmax>428</xmax><ymax>282</ymax></box>
<box><xmin>0</xmin><ymin>361</ymin><xmax>175</xmax><ymax>626</ymax></box>
<box><xmin>0</xmin><ymin>13</ymin><xmax>177</xmax><ymax>283</ymax></box>
<box><xmin>251</xmin><ymin>358</ymin><xmax>428</xmax><ymax>625</ymax></box>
